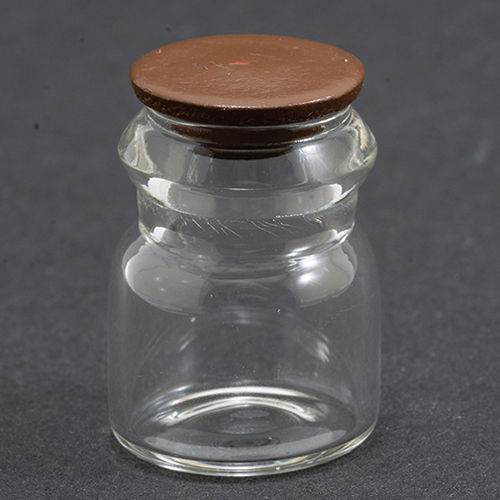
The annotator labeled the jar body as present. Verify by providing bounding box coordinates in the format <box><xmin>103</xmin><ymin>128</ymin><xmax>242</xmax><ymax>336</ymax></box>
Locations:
<box><xmin>108</xmin><ymin>107</ymin><xmax>380</xmax><ymax>476</ymax></box>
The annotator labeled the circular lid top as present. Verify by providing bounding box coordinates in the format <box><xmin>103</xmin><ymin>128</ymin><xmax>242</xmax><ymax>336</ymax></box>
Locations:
<box><xmin>130</xmin><ymin>34</ymin><xmax>364</xmax><ymax>126</ymax></box>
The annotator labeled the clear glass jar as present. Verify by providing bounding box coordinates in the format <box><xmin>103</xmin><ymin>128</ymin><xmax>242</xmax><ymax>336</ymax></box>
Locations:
<box><xmin>108</xmin><ymin>103</ymin><xmax>380</xmax><ymax>476</ymax></box>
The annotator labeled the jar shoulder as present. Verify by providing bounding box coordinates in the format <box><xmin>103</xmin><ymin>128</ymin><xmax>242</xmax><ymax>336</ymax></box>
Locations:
<box><xmin>111</xmin><ymin>223</ymin><xmax>378</xmax><ymax>314</ymax></box>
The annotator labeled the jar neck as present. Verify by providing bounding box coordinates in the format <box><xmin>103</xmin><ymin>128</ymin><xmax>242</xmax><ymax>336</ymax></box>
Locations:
<box><xmin>138</xmin><ymin>189</ymin><xmax>358</xmax><ymax>260</ymax></box>
<box><xmin>119</xmin><ymin>104</ymin><xmax>377</xmax><ymax>258</ymax></box>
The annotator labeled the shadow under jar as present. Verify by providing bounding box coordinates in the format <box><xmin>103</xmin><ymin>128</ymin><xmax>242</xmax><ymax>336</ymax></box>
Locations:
<box><xmin>108</xmin><ymin>35</ymin><xmax>380</xmax><ymax>476</ymax></box>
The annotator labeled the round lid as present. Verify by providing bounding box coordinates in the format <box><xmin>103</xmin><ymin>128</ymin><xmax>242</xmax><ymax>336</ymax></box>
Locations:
<box><xmin>130</xmin><ymin>34</ymin><xmax>364</xmax><ymax>126</ymax></box>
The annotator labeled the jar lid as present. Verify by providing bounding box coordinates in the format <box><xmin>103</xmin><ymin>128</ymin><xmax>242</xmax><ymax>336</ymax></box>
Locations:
<box><xmin>130</xmin><ymin>34</ymin><xmax>364</xmax><ymax>127</ymax></box>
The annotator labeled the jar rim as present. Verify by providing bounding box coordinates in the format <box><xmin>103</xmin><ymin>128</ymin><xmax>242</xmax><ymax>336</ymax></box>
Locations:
<box><xmin>146</xmin><ymin>105</ymin><xmax>353</xmax><ymax>147</ymax></box>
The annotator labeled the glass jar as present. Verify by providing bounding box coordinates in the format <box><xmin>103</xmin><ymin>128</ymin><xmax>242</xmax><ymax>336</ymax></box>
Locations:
<box><xmin>108</xmin><ymin>35</ymin><xmax>380</xmax><ymax>476</ymax></box>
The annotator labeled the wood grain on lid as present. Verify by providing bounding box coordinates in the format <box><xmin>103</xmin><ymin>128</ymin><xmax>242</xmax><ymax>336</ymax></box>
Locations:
<box><xmin>130</xmin><ymin>35</ymin><xmax>364</xmax><ymax>126</ymax></box>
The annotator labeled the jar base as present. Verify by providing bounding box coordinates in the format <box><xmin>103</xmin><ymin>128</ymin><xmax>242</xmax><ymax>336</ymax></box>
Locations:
<box><xmin>112</xmin><ymin>418</ymin><xmax>375</xmax><ymax>476</ymax></box>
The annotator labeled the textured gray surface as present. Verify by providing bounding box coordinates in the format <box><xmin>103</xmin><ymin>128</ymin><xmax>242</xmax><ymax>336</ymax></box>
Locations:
<box><xmin>1</xmin><ymin>0</ymin><xmax>499</xmax><ymax>498</ymax></box>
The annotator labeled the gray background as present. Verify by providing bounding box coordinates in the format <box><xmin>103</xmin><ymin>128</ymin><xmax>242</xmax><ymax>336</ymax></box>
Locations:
<box><xmin>1</xmin><ymin>0</ymin><xmax>499</xmax><ymax>498</ymax></box>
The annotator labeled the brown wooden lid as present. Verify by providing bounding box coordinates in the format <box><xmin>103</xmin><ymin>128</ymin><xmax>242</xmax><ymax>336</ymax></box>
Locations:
<box><xmin>130</xmin><ymin>35</ymin><xmax>364</xmax><ymax>126</ymax></box>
